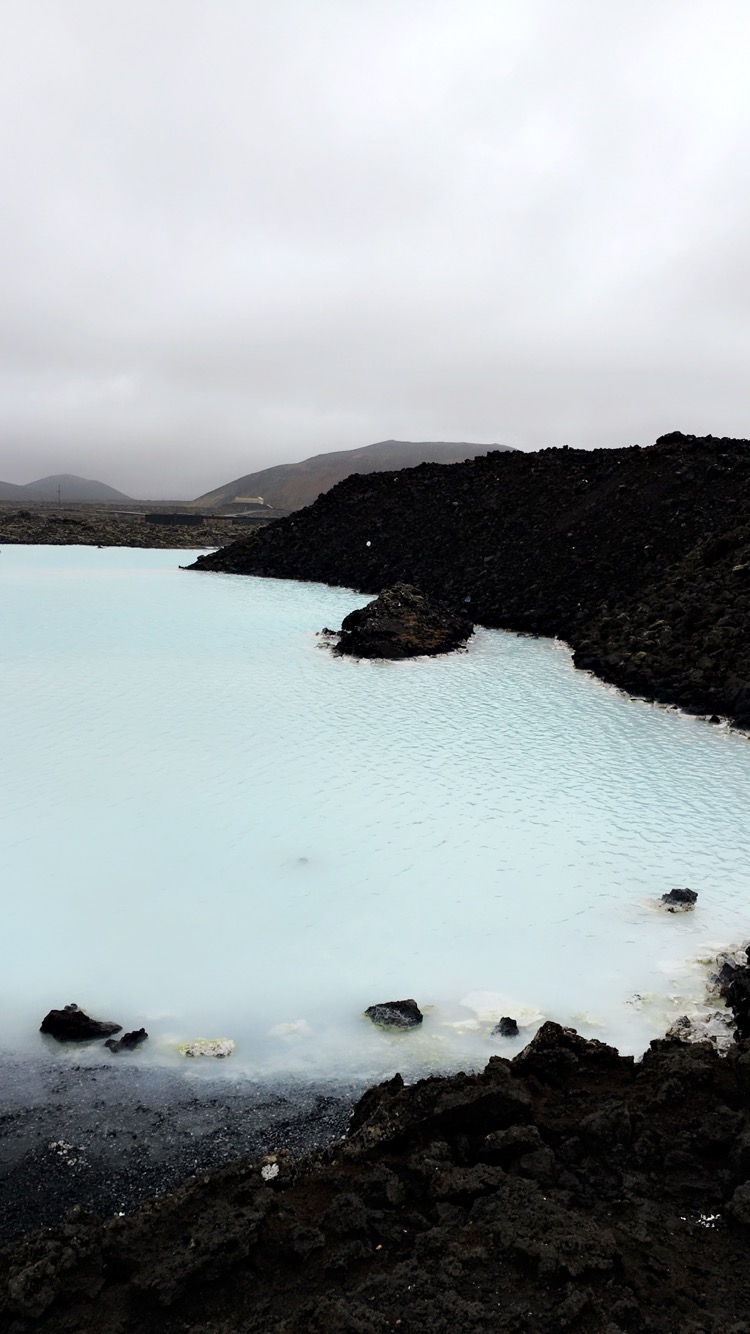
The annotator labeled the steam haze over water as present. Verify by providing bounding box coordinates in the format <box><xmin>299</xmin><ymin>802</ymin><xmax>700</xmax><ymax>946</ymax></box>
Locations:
<box><xmin>2</xmin><ymin>546</ymin><xmax>750</xmax><ymax>1081</ymax></box>
<box><xmin>1</xmin><ymin>2</ymin><xmax>750</xmax><ymax>495</ymax></box>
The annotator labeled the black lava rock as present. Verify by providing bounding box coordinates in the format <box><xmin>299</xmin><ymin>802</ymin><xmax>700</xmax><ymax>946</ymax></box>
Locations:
<box><xmin>364</xmin><ymin>999</ymin><xmax>424</xmax><ymax>1029</ymax></box>
<box><xmin>661</xmin><ymin>887</ymin><xmax>698</xmax><ymax>911</ymax></box>
<box><xmin>333</xmin><ymin>583</ymin><xmax>473</xmax><ymax>659</ymax></box>
<box><xmin>40</xmin><ymin>1003</ymin><xmax>121</xmax><ymax>1043</ymax></box>
<box><xmin>492</xmin><ymin>1016</ymin><xmax>519</xmax><ymax>1037</ymax></box>
<box><xmin>104</xmin><ymin>1028</ymin><xmax>148</xmax><ymax>1053</ymax></box>
<box><xmin>189</xmin><ymin>433</ymin><xmax>750</xmax><ymax>729</ymax></box>
<box><xmin>725</xmin><ymin>954</ymin><xmax>750</xmax><ymax>1041</ymax></box>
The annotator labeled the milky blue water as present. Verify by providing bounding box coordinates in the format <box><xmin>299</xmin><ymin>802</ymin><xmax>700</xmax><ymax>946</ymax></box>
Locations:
<box><xmin>2</xmin><ymin>545</ymin><xmax>750</xmax><ymax>1081</ymax></box>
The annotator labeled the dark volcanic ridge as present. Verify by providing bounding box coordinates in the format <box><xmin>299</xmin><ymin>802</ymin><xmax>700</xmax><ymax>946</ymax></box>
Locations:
<box><xmin>192</xmin><ymin>431</ymin><xmax>750</xmax><ymax>727</ymax></box>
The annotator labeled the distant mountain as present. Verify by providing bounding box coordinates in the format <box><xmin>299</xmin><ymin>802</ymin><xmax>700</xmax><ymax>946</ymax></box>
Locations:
<box><xmin>0</xmin><ymin>474</ymin><xmax>132</xmax><ymax>502</ymax></box>
<box><xmin>195</xmin><ymin>440</ymin><xmax>513</xmax><ymax>511</ymax></box>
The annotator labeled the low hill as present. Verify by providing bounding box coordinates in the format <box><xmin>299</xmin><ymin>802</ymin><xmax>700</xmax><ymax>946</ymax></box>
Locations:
<box><xmin>0</xmin><ymin>474</ymin><xmax>132</xmax><ymax>502</ymax></box>
<box><xmin>195</xmin><ymin>439</ymin><xmax>511</xmax><ymax>511</ymax></box>
<box><xmin>191</xmin><ymin>432</ymin><xmax>750</xmax><ymax>728</ymax></box>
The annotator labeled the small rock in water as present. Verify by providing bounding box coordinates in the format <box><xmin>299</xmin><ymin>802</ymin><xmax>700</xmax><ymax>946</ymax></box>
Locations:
<box><xmin>40</xmin><ymin>1003</ymin><xmax>122</xmax><ymax>1043</ymax></box>
<box><xmin>178</xmin><ymin>1038</ymin><xmax>235</xmax><ymax>1058</ymax></box>
<box><xmin>364</xmin><ymin>999</ymin><xmax>423</xmax><ymax>1029</ymax></box>
<box><xmin>104</xmin><ymin>1028</ymin><xmax>148</xmax><ymax>1053</ymax></box>
<box><xmin>492</xmin><ymin>1016</ymin><xmax>519</xmax><ymax>1037</ymax></box>
<box><xmin>660</xmin><ymin>887</ymin><xmax>698</xmax><ymax>912</ymax></box>
<box><xmin>332</xmin><ymin>583</ymin><xmax>473</xmax><ymax>659</ymax></box>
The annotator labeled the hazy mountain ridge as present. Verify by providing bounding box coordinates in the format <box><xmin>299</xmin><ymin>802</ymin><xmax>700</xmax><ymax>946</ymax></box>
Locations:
<box><xmin>0</xmin><ymin>474</ymin><xmax>132</xmax><ymax>502</ymax></box>
<box><xmin>195</xmin><ymin>439</ymin><xmax>513</xmax><ymax>511</ymax></box>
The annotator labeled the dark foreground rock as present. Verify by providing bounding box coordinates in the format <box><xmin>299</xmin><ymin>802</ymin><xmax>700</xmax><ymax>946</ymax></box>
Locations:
<box><xmin>364</xmin><ymin>998</ymin><xmax>424</xmax><ymax>1028</ymax></box>
<box><xmin>333</xmin><ymin>582</ymin><xmax>474</xmax><ymax>658</ymax></box>
<box><xmin>191</xmin><ymin>432</ymin><xmax>750</xmax><ymax>727</ymax></box>
<box><xmin>39</xmin><ymin>1005</ymin><xmax>121</xmax><ymax>1043</ymax></box>
<box><xmin>7</xmin><ymin>1023</ymin><xmax>750</xmax><ymax>1331</ymax></box>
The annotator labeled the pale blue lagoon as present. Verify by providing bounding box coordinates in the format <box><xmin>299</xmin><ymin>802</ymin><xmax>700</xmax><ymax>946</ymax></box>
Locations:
<box><xmin>2</xmin><ymin>544</ymin><xmax>750</xmax><ymax>1080</ymax></box>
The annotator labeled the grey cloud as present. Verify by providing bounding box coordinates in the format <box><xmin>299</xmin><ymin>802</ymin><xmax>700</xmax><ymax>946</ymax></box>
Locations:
<box><xmin>1</xmin><ymin>0</ymin><xmax>749</xmax><ymax>497</ymax></box>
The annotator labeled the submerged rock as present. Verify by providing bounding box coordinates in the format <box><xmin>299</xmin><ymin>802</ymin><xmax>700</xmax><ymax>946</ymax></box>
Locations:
<box><xmin>178</xmin><ymin>1038</ymin><xmax>235</xmax><ymax>1058</ymax></box>
<box><xmin>332</xmin><ymin>583</ymin><xmax>473</xmax><ymax>659</ymax></box>
<box><xmin>492</xmin><ymin>1016</ymin><xmax>519</xmax><ymax>1037</ymax></box>
<box><xmin>40</xmin><ymin>1003</ymin><xmax>121</xmax><ymax>1043</ymax></box>
<box><xmin>364</xmin><ymin>999</ymin><xmax>424</xmax><ymax>1029</ymax></box>
<box><xmin>660</xmin><ymin>886</ymin><xmax>698</xmax><ymax>912</ymax></box>
<box><xmin>104</xmin><ymin>1028</ymin><xmax>148</xmax><ymax>1053</ymax></box>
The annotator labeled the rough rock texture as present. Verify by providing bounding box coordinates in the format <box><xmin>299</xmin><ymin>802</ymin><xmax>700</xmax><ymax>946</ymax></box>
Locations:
<box><xmin>39</xmin><ymin>1005</ymin><xmax>121</xmax><ymax>1043</ymax></box>
<box><xmin>364</xmin><ymin>999</ymin><xmax>424</xmax><ymax>1029</ymax></box>
<box><xmin>191</xmin><ymin>432</ymin><xmax>750</xmax><ymax>726</ymax></box>
<box><xmin>103</xmin><ymin>1029</ymin><xmax>148</xmax><ymax>1054</ymax></box>
<box><xmin>660</xmin><ymin>887</ymin><xmax>698</xmax><ymax>912</ymax></box>
<box><xmin>7</xmin><ymin>1023</ymin><xmax>750</xmax><ymax>1331</ymax></box>
<box><xmin>493</xmin><ymin>1017</ymin><xmax>520</xmax><ymax>1037</ymax></box>
<box><xmin>333</xmin><ymin>583</ymin><xmax>474</xmax><ymax>658</ymax></box>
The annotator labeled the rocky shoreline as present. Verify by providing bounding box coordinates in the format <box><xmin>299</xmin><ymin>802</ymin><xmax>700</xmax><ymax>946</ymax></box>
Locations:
<box><xmin>2</xmin><ymin>946</ymin><xmax>750</xmax><ymax>1329</ymax></box>
<box><xmin>191</xmin><ymin>431</ymin><xmax>750</xmax><ymax>729</ymax></box>
<box><xmin>0</xmin><ymin>1059</ymin><xmax>356</xmax><ymax>1248</ymax></box>
<box><xmin>0</xmin><ymin>503</ymin><xmax>253</xmax><ymax>549</ymax></box>
<box><xmin>5</xmin><ymin>1019</ymin><xmax>750</xmax><ymax>1331</ymax></box>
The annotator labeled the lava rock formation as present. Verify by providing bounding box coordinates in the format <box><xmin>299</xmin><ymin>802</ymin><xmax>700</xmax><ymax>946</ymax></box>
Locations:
<box><xmin>191</xmin><ymin>432</ymin><xmax>750</xmax><ymax>727</ymax></box>
<box><xmin>333</xmin><ymin>583</ymin><xmax>473</xmax><ymax>658</ymax></box>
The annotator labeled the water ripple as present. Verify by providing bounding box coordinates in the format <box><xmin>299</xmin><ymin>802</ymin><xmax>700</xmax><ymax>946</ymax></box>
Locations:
<box><xmin>1</xmin><ymin>546</ymin><xmax>750</xmax><ymax>1079</ymax></box>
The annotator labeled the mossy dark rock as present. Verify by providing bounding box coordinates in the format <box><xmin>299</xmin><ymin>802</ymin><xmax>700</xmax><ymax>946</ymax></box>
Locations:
<box><xmin>333</xmin><ymin>583</ymin><xmax>473</xmax><ymax>658</ymax></box>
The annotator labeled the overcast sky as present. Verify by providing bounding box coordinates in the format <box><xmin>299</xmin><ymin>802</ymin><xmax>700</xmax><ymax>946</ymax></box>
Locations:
<box><xmin>1</xmin><ymin>1</ymin><xmax>749</xmax><ymax>498</ymax></box>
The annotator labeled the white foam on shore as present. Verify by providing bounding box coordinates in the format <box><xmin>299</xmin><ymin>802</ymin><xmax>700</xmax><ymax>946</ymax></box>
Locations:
<box><xmin>1</xmin><ymin>544</ymin><xmax>749</xmax><ymax>1081</ymax></box>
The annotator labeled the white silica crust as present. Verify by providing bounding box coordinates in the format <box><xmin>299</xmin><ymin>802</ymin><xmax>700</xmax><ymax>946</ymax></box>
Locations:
<box><xmin>2</xmin><ymin>545</ymin><xmax>750</xmax><ymax>1081</ymax></box>
<box><xmin>178</xmin><ymin>1039</ymin><xmax>235</xmax><ymax>1058</ymax></box>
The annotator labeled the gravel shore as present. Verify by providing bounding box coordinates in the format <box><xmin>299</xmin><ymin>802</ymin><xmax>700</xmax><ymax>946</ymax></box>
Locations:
<box><xmin>0</xmin><ymin>1055</ymin><xmax>357</xmax><ymax>1243</ymax></box>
